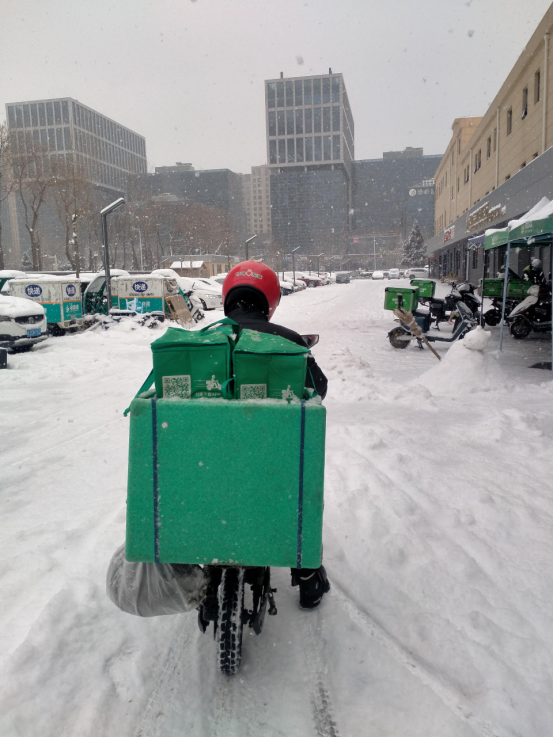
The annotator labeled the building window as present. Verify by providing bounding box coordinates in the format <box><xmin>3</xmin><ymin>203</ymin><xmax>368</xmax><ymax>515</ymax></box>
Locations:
<box><xmin>287</xmin><ymin>138</ymin><xmax>295</xmax><ymax>163</ymax></box>
<box><xmin>61</xmin><ymin>100</ymin><xmax>69</xmax><ymax>125</ymax></box>
<box><xmin>276</xmin><ymin>81</ymin><xmax>284</xmax><ymax>108</ymax></box>
<box><xmin>535</xmin><ymin>69</ymin><xmax>541</xmax><ymax>103</ymax></box>
<box><xmin>332</xmin><ymin>76</ymin><xmax>340</xmax><ymax>102</ymax></box>
<box><xmin>332</xmin><ymin>105</ymin><xmax>340</xmax><ymax>131</ymax></box>
<box><xmin>286</xmin><ymin>109</ymin><xmax>294</xmax><ymax>135</ymax></box>
<box><xmin>322</xmin><ymin>106</ymin><xmax>331</xmax><ymax>132</ymax></box>
<box><xmin>507</xmin><ymin>107</ymin><xmax>512</xmax><ymax>135</ymax></box>
<box><xmin>522</xmin><ymin>87</ymin><xmax>528</xmax><ymax>119</ymax></box>
<box><xmin>313</xmin><ymin>107</ymin><xmax>321</xmax><ymax>133</ymax></box>
<box><xmin>304</xmin><ymin>79</ymin><xmax>312</xmax><ymax>105</ymax></box>
<box><xmin>268</xmin><ymin>111</ymin><xmax>276</xmax><ymax>137</ymax></box>
<box><xmin>277</xmin><ymin>111</ymin><xmax>285</xmax><ymax>136</ymax></box>
<box><xmin>304</xmin><ymin>108</ymin><xmax>312</xmax><ymax>133</ymax></box>
<box><xmin>295</xmin><ymin>109</ymin><xmax>303</xmax><ymax>134</ymax></box>
<box><xmin>305</xmin><ymin>137</ymin><xmax>313</xmax><ymax>162</ymax></box>
<box><xmin>294</xmin><ymin>79</ymin><xmax>303</xmax><ymax>106</ymax></box>
<box><xmin>313</xmin><ymin>78</ymin><xmax>321</xmax><ymax>104</ymax></box>
<box><xmin>296</xmin><ymin>137</ymin><xmax>304</xmax><ymax>162</ymax></box>
<box><xmin>285</xmin><ymin>81</ymin><xmax>294</xmax><ymax>107</ymax></box>
<box><xmin>322</xmin><ymin>77</ymin><xmax>330</xmax><ymax>104</ymax></box>
<box><xmin>323</xmin><ymin>135</ymin><xmax>331</xmax><ymax>160</ymax></box>
<box><xmin>332</xmin><ymin>134</ymin><xmax>340</xmax><ymax>160</ymax></box>
<box><xmin>278</xmin><ymin>139</ymin><xmax>285</xmax><ymax>164</ymax></box>
<box><xmin>314</xmin><ymin>136</ymin><xmax>322</xmax><ymax>161</ymax></box>
<box><xmin>486</xmin><ymin>136</ymin><xmax>491</xmax><ymax>159</ymax></box>
<box><xmin>474</xmin><ymin>149</ymin><xmax>481</xmax><ymax>172</ymax></box>
<box><xmin>493</xmin><ymin>127</ymin><xmax>497</xmax><ymax>152</ymax></box>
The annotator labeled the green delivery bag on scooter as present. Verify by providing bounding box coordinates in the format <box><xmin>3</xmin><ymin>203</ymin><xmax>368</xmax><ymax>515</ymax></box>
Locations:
<box><xmin>150</xmin><ymin>319</ymin><xmax>238</xmax><ymax>399</ymax></box>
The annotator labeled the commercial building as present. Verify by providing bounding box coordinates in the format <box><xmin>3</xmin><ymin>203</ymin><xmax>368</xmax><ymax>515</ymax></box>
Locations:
<box><xmin>428</xmin><ymin>5</ymin><xmax>553</xmax><ymax>279</ymax></box>
<box><xmin>351</xmin><ymin>149</ymin><xmax>441</xmax><ymax>266</ymax></box>
<box><xmin>3</xmin><ymin>97</ymin><xmax>147</xmax><ymax>267</ymax></box>
<box><xmin>242</xmin><ymin>165</ymin><xmax>272</xmax><ymax>238</ymax></box>
<box><xmin>168</xmin><ymin>254</ymin><xmax>236</xmax><ymax>277</ymax></box>
<box><xmin>131</xmin><ymin>164</ymin><xmax>246</xmax><ymax>248</ymax></box>
<box><xmin>265</xmin><ymin>70</ymin><xmax>354</xmax><ymax>253</ymax></box>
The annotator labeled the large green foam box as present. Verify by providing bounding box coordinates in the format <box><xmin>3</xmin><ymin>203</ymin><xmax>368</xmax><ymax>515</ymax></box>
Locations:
<box><xmin>125</xmin><ymin>397</ymin><xmax>325</xmax><ymax>568</ymax></box>
<box><xmin>480</xmin><ymin>279</ymin><xmax>504</xmax><ymax>297</ymax></box>
<box><xmin>507</xmin><ymin>280</ymin><xmax>531</xmax><ymax>298</ymax></box>
<box><xmin>151</xmin><ymin>325</ymin><xmax>234</xmax><ymax>399</ymax></box>
<box><xmin>384</xmin><ymin>286</ymin><xmax>419</xmax><ymax>311</ymax></box>
<box><xmin>233</xmin><ymin>329</ymin><xmax>308</xmax><ymax>401</ymax></box>
<box><xmin>410</xmin><ymin>279</ymin><xmax>436</xmax><ymax>298</ymax></box>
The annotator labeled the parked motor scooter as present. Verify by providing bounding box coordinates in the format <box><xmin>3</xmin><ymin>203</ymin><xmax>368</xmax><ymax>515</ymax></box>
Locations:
<box><xmin>508</xmin><ymin>283</ymin><xmax>552</xmax><ymax>339</ymax></box>
<box><xmin>388</xmin><ymin>284</ymin><xmax>478</xmax><ymax>349</ymax></box>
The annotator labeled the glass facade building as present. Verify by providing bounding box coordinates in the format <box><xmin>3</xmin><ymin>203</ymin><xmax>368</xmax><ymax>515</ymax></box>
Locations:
<box><xmin>265</xmin><ymin>72</ymin><xmax>354</xmax><ymax>253</ymax></box>
<box><xmin>265</xmin><ymin>73</ymin><xmax>353</xmax><ymax>173</ymax></box>
<box><xmin>6</xmin><ymin>97</ymin><xmax>147</xmax><ymax>192</ymax></box>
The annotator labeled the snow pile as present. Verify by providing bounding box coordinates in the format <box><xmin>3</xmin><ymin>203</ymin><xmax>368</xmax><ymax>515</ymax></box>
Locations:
<box><xmin>508</xmin><ymin>196</ymin><xmax>552</xmax><ymax>229</ymax></box>
<box><xmin>414</xmin><ymin>328</ymin><xmax>512</xmax><ymax>395</ymax></box>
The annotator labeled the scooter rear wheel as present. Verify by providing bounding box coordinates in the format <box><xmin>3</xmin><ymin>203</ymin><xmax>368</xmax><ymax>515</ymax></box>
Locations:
<box><xmin>217</xmin><ymin>568</ymin><xmax>245</xmax><ymax>676</ymax></box>
<box><xmin>510</xmin><ymin>317</ymin><xmax>531</xmax><ymax>340</ymax></box>
<box><xmin>388</xmin><ymin>327</ymin><xmax>411</xmax><ymax>349</ymax></box>
<box><xmin>483</xmin><ymin>308</ymin><xmax>501</xmax><ymax>327</ymax></box>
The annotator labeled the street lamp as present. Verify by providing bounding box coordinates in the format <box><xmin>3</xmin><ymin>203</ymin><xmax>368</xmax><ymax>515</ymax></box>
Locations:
<box><xmin>288</xmin><ymin>246</ymin><xmax>301</xmax><ymax>286</ymax></box>
<box><xmin>315</xmin><ymin>252</ymin><xmax>324</xmax><ymax>277</ymax></box>
<box><xmin>245</xmin><ymin>234</ymin><xmax>257</xmax><ymax>260</ymax></box>
<box><xmin>101</xmin><ymin>197</ymin><xmax>125</xmax><ymax>311</ymax></box>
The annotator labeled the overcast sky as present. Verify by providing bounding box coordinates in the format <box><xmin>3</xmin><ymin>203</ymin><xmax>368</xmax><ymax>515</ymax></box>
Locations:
<box><xmin>1</xmin><ymin>0</ymin><xmax>551</xmax><ymax>173</ymax></box>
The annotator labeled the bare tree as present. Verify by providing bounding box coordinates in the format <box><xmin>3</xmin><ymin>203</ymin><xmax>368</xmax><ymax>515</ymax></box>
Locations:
<box><xmin>10</xmin><ymin>132</ymin><xmax>55</xmax><ymax>270</ymax></box>
<box><xmin>0</xmin><ymin>124</ymin><xmax>16</xmax><ymax>270</ymax></box>
<box><xmin>50</xmin><ymin>156</ymin><xmax>96</xmax><ymax>275</ymax></box>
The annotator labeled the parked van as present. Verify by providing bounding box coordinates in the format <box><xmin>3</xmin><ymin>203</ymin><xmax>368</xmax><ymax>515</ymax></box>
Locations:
<box><xmin>9</xmin><ymin>276</ymin><xmax>83</xmax><ymax>335</ymax></box>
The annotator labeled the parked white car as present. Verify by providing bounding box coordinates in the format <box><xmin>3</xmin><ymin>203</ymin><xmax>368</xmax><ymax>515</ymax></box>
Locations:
<box><xmin>152</xmin><ymin>269</ymin><xmax>223</xmax><ymax>310</ymax></box>
<box><xmin>388</xmin><ymin>268</ymin><xmax>400</xmax><ymax>279</ymax></box>
<box><xmin>371</xmin><ymin>270</ymin><xmax>385</xmax><ymax>280</ymax></box>
<box><xmin>404</xmin><ymin>267</ymin><xmax>429</xmax><ymax>279</ymax></box>
<box><xmin>0</xmin><ymin>295</ymin><xmax>48</xmax><ymax>352</ymax></box>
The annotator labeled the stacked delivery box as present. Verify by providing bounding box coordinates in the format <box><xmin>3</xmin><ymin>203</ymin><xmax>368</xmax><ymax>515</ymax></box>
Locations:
<box><xmin>125</xmin><ymin>320</ymin><xmax>326</xmax><ymax>569</ymax></box>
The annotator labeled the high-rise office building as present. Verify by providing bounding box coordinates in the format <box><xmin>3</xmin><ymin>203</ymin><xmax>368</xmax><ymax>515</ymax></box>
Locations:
<box><xmin>243</xmin><ymin>165</ymin><xmax>272</xmax><ymax>237</ymax></box>
<box><xmin>3</xmin><ymin>97</ymin><xmax>147</xmax><ymax>267</ymax></box>
<box><xmin>265</xmin><ymin>70</ymin><xmax>354</xmax><ymax>253</ymax></box>
<box><xmin>6</xmin><ymin>97</ymin><xmax>147</xmax><ymax>192</ymax></box>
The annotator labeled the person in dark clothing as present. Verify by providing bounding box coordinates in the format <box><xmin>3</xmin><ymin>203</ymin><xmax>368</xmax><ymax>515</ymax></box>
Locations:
<box><xmin>223</xmin><ymin>261</ymin><xmax>330</xmax><ymax>609</ymax></box>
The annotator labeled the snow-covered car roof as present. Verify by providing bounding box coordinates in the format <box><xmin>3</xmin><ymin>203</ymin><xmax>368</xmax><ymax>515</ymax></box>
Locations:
<box><xmin>0</xmin><ymin>270</ymin><xmax>28</xmax><ymax>279</ymax></box>
<box><xmin>0</xmin><ymin>294</ymin><xmax>46</xmax><ymax>317</ymax></box>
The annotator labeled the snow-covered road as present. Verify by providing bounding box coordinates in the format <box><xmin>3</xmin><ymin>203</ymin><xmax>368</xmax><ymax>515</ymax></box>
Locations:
<box><xmin>1</xmin><ymin>279</ymin><xmax>553</xmax><ymax>736</ymax></box>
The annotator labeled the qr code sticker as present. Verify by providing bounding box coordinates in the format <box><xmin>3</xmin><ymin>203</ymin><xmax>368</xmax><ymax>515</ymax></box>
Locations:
<box><xmin>163</xmin><ymin>375</ymin><xmax>191</xmax><ymax>398</ymax></box>
<box><xmin>240</xmin><ymin>383</ymin><xmax>267</xmax><ymax>400</ymax></box>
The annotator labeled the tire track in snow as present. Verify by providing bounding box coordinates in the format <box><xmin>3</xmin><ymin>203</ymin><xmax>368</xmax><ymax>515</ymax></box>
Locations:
<box><xmin>135</xmin><ymin>618</ymin><xmax>197</xmax><ymax>737</ymax></box>
<box><xmin>332</xmin><ymin>582</ymin><xmax>499</xmax><ymax>737</ymax></box>
<box><xmin>299</xmin><ymin>609</ymin><xmax>339</xmax><ymax>737</ymax></box>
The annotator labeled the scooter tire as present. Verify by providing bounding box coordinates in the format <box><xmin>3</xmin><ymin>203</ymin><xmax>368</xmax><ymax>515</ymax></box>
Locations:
<box><xmin>483</xmin><ymin>309</ymin><xmax>501</xmax><ymax>327</ymax></box>
<box><xmin>217</xmin><ymin>568</ymin><xmax>245</xmax><ymax>676</ymax></box>
<box><xmin>388</xmin><ymin>327</ymin><xmax>411</xmax><ymax>349</ymax></box>
<box><xmin>510</xmin><ymin>317</ymin><xmax>532</xmax><ymax>340</ymax></box>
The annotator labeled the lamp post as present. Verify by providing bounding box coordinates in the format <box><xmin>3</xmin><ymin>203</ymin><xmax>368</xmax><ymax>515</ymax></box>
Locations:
<box><xmin>289</xmin><ymin>246</ymin><xmax>301</xmax><ymax>285</ymax></box>
<box><xmin>315</xmin><ymin>252</ymin><xmax>324</xmax><ymax>277</ymax></box>
<box><xmin>245</xmin><ymin>234</ymin><xmax>257</xmax><ymax>260</ymax></box>
<box><xmin>100</xmin><ymin>197</ymin><xmax>125</xmax><ymax>311</ymax></box>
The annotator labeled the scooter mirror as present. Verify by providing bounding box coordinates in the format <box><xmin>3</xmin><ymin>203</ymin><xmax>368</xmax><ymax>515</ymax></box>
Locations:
<box><xmin>301</xmin><ymin>334</ymin><xmax>319</xmax><ymax>348</ymax></box>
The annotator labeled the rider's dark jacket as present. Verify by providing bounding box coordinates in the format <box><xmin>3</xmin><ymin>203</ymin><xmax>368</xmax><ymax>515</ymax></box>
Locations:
<box><xmin>226</xmin><ymin>304</ymin><xmax>328</xmax><ymax>399</ymax></box>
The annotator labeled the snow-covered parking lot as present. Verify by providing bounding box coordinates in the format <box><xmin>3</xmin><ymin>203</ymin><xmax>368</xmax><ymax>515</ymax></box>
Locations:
<box><xmin>1</xmin><ymin>278</ymin><xmax>553</xmax><ymax>736</ymax></box>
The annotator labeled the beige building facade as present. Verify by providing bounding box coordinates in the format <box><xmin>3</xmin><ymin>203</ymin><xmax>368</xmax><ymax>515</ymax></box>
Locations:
<box><xmin>434</xmin><ymin>6</ymin><xmax>553</xmax><ymax>235</ymax></box>
<box><xmin>243</xmin><ymin>165</ymin><xmax>272</xmax><ymax>237</ymax></box>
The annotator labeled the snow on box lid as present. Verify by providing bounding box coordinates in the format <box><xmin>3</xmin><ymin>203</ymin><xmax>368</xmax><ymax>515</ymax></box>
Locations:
<box><xmin>233</xmin><ymin>329</ymin><xmax>310</xmax><ymax>356</ymax></box>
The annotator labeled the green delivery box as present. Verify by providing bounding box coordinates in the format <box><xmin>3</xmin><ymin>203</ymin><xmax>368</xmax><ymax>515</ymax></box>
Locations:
<box><xmin>480</xmin><ymin>278</ymin><xmax>504</xmax><ymax>297</ymax></box>
<box><xmin>384</xmin><ymin>286</ymin><xmax>419</xmax><ymax>311</ymax></box>
<box><xmin>410</xmin><ymin>279</ymin><xmax>436</xmax><ymax>298</ymax></box>
<box><xmin>125</xmin><ymin>397</ymin><xmax>325</xmax><ymax>568</ymax></box>
<box><xmin>233</xmin><ymin>329</ymin><xmax>308</xmax><ymax>401</ymax></box>
<box><xmin>507</xmin><ymin>280</ymin><xmax>532</xmax><ymax>298</ymax></box>
<box><xmin>151</xmin><ymin>323</ymin><xmax>236</xmax><ymax>399</ymax></box>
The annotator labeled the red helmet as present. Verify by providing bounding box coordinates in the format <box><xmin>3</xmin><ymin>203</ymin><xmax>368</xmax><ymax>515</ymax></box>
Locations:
<box><xmin>223</xmin><ymin>261</ymin><xmax>281</xmax><ymax>320</ymax></box>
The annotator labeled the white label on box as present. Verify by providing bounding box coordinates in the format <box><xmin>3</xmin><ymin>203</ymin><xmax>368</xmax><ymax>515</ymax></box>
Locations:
<box><xmin>240</xmin><ymin>383</ymin><xmax>267</xmax><ymax>400</ymax></box>
<box><xmin>163</xmin><ymin>375</ymin><xmax>191</xmax><ymax>398</ymax></box>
